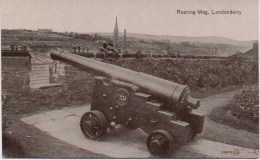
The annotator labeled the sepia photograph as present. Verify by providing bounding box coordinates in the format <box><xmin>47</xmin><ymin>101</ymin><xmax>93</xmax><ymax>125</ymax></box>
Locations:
<box><xmin>1</xmin><ymin>0</ymin><xmax>259</xmax><ymax>158</ymax></box>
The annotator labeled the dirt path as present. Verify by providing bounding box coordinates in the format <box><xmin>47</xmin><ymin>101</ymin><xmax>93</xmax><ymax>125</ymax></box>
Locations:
<box><xmin>197</xmin><ymin>91</ymin><xmax>259</xmax><ymax>149</ymax></box>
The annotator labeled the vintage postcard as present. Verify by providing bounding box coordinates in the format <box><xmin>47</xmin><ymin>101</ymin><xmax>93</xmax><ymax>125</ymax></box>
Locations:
<box><xmin>1</xmin><ymin>0</ymin><xmax>259</xmax><ymax>158</ymax></box>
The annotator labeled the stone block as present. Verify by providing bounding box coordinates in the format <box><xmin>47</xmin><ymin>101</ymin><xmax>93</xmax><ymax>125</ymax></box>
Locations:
<box><xmin>63</xmin><ymin>105</ymin><xmax>91</xmax><ymax>117</ymax></box>
<box><xmin>44</xmin><ymin>110</ymin><xmax>72</xmax><ymax>119</ymax></box>
<box><xmin>21</xmin><ymin>113</ymin><xmax>53</xmax><ymax>124</ymax></box>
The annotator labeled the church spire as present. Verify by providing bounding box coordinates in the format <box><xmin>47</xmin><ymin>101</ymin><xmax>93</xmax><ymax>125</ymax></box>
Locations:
<box><xmin>113</xmin><ymin>16</ymin><xmax>119</xmax><ymax>48</ymax></box>
<box><xmin>114</xmin><ymin>16</ymin><xmax>118</xmax><ymax>33</ymax></box>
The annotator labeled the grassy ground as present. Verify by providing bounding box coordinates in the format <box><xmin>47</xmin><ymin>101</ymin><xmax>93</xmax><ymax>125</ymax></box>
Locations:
<box><xmin>2</xmin><ymin>57</ymin><xmax>102</xmax><ymax>158</ymax></box>
<box><xmin>4</xmin><ymin>86</ymin><xmax>258</xmax><ymax>158</ymax></box>
<box><xmin>209</xmin><ymin>106</ymin><xmax>258</xmax><ymax>134</ymax></box>
<box><xmin>197</xmin><ymin>90</ymin><xmax>259</xmax><ymax>149</ymax></box>
<box><xmin>2</xmin><ymin>57</ymin><xmax>258</xmax><ymax>157</ymax></box>
<box><xmin>207</xmin><ymin>85</ymin><xmax>258</xmax><ymax>134</ymax></box>
<box><xmin>2</xmin><ymin>134</ymin><xmax>25</xmax><ymax>158</ymax></box>
<box><xmin>3</xmin><ymin>112</ymin><xmax>109</xmax><ymax>158</ymax></box>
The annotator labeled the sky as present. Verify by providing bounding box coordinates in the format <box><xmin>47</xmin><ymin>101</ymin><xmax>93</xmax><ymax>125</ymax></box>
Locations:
<box><xmin>1</xmin><ymin>0</ymin><xmax>259</xmax><ymax>41</ymax></box>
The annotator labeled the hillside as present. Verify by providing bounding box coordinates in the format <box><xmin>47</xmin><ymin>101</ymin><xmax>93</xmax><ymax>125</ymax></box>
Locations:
<box><xmin>1</xmin><ymin>29</ymin><xmax>255</xmax><ymax>57</ymax></box>
<box><xmin>96</xmin><ymin>32</ymin><xmax>254</xmax><ymax>52</ymax></box>
<box><xmin>1</xmin><ymin>30</ymin><xmax>101</xmax><ymax>53</ymax></box>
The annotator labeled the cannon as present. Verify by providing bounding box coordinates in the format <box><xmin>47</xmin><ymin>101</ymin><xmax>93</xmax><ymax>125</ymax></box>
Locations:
<box><xmin>50</xmin><ymin>48</ymin><xmax>205</xmax><ymax>156</ymax></box>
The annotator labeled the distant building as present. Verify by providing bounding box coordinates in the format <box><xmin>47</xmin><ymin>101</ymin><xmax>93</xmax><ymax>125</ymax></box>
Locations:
<box><xmin>253</xmin><ymin>42</ymin><xmax>258</xmax><ymax>50</ymax></box>
<box><xmin>2</xmin><ymin>45</ymin><xmax>30</xmax><ymax>57</ymax></box>
<box><xmin>72</xmin><ymin>44</ymin><xmax>89</xmax><ymax>53</ymax></box>
<box><xmin>241</xmin><ymin>41</ymin><xmax>258</xmax><ymax>60</ymax></box>
<box><xmin>113</xmin><ymin>17</ymin><xmax>119</xmax><ymax>48</ymax></box>
<box><xmin>37</xmin><ymin>29</ymin><xmax>52</xmax><ymax>33</ymax></box>
<box><xmin>13</xmin><ymin>29</ymin><xmax>26</xmax><ymax>32</ymax></box>
<box><xmin>92</xmin><ymin>34</ymin><xmax>98</xmax><ymax>39</ymax></box>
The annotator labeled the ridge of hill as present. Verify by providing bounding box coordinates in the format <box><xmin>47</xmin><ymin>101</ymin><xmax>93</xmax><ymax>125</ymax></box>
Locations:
<box><xmin>95</xmin><ymin>32</ymin><xmax>255</xmax><ymax>48</ymax></box>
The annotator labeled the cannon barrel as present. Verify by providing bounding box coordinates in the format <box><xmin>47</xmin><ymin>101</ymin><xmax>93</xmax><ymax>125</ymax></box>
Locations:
<box><xmin>50</xmin><ymin>48</ymin><xmax>200</xmax><ymax>109</ymax></box>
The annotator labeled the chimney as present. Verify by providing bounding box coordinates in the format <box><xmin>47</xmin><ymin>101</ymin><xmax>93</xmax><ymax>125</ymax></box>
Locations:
<box><xmin>124</xmin><ymin>29</ymin><xmax>126</xmax><ymax>53</ymax></box>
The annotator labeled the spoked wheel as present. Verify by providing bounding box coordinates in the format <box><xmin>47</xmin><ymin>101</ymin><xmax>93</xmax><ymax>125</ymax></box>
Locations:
<box><xmin>80</xmin><ymin>110</ymin><xmax>108</xmax><ymax>140</ymax></box>
<box><xmin>147</xmin><ymin>130</ymin><xmax>174</xmax><ymax>156</ymax></box>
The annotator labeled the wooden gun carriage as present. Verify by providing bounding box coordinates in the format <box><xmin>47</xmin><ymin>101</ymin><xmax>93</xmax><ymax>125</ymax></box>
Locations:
<box><xmin>50</xmin><ymin>48</ymin><xmax>205</xmax><ymax>156</ymax></box>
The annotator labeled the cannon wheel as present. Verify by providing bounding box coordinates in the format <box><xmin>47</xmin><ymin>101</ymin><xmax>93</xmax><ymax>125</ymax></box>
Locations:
<box><xmin>80</xmin><ymin>110</ymin><xmax>108</xmax><ymax>140</ymax></box>
<box><xmin>146</xmin><ymin>130</ymin><xmax>174</xmax><ymax>156</ymax></box>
